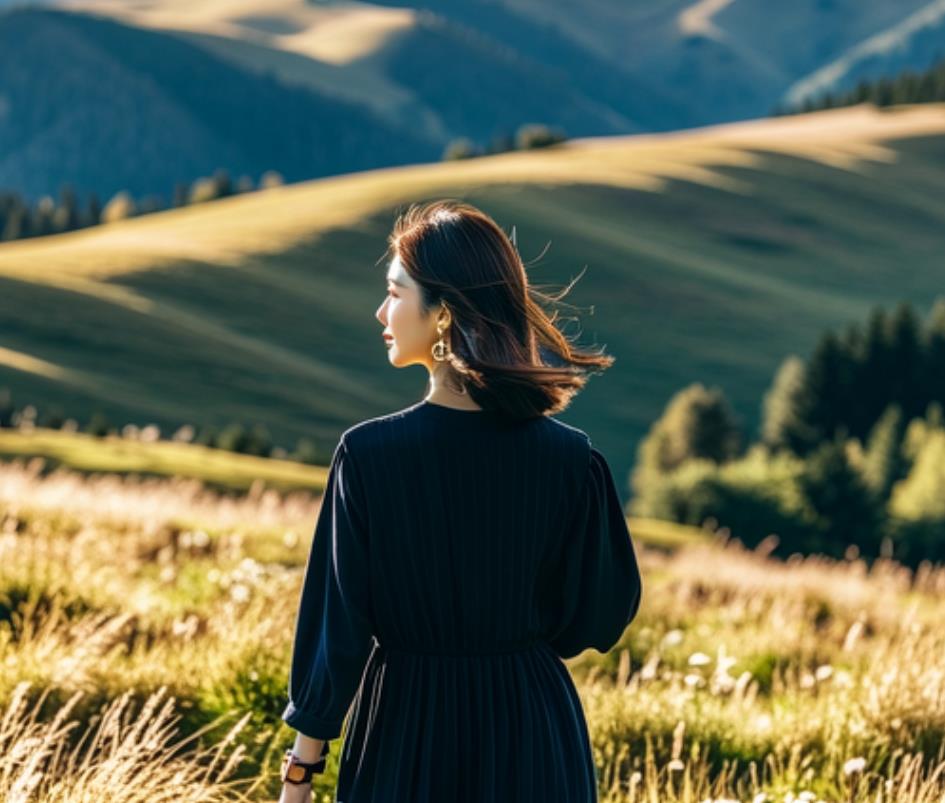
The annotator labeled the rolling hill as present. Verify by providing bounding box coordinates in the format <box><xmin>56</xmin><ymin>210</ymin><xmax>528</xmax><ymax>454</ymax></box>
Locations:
<box><xmin>1</xmin><ymin>102</ymin><xmax>945</xmax><ymax>498</ymax></box>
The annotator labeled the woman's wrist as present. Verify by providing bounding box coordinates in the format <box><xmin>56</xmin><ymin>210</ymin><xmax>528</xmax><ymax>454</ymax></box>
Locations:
<box><xmin>292</xmin><ymin>733</ymin><xmax>326</xmax><ymax>763</ymax></box>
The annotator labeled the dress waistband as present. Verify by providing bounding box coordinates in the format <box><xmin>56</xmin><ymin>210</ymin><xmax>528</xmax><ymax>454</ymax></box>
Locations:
<box><xmin>374</xmin><ymin>636</ymin><xmax>546</xmax><ymax>657</ymax></box>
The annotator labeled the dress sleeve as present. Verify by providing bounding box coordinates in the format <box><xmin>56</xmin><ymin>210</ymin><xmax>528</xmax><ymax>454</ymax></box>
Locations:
<box><xmin>281</xmin><ymin>435</ymin><xmax>375</xmax><ymax>740</ymax></box>
<box><xmin>546</xmin><ymin>444</ymin><xmax>643</xmax><ymax>660</ymax></box>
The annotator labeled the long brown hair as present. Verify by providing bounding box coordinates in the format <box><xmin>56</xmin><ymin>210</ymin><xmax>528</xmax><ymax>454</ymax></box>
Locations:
<box><xmin>383</xmin><ymin>198</ymin><xmax>615</xmax><ymax>419</ymax></box>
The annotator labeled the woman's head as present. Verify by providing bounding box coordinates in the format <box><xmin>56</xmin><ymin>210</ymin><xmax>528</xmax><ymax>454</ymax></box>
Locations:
<box><xmin>375</xmin><ymin>199</ymin><xmax>614</xmax><ymax>419</ymax></box>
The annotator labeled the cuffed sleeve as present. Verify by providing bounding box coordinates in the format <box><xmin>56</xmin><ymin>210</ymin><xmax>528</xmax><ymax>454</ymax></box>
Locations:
<box><xmin>281</xmin><ymin>435</ymin><xmax>375</xmax><ymax>740</ymax></box>
<box><xmin>546</xmin><ymin>444</ymin><xmax>643</xmax><ymax>660</ymax></box>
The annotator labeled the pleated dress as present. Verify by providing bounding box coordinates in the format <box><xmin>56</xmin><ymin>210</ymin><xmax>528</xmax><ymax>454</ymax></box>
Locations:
<box><xmin>281</xmin><ymin>397</ymin><xmax>643</xmax><ymax>802</ymax></box>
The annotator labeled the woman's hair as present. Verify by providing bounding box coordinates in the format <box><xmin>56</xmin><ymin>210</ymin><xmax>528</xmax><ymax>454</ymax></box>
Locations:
<box><xmin>383</xmin><ymin>198</ymin><xmax>615</xmax><ymax>420</ymax></box>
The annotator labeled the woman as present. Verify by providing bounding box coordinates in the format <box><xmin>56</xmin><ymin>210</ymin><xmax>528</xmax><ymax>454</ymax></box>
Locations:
<box><xmin>278</xmin><ymin>199</ymin><xmax>643</xmax><ymax>802</ymax></box>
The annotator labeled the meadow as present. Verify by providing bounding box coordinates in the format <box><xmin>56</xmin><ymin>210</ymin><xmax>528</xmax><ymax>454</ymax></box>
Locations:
<box><xmin>0</xmin><ymin>424</ymin><xmax>330</xmax><ymax>495</ymax></box>
<box><xmin>2</xmin><ymin>456</ymin><xmax>944</xmax><ymax>802</ymax></box>
<box><xmin>4</xmin><ymin>102</ymin><xmax>945</xmax><ymax>487</ymax></box>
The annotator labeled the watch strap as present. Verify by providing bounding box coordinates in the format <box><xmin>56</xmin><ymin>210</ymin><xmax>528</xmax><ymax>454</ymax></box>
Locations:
<box><xmin>281</xmin><ymin>744</ymin><xmax>330</xmax><ymax>784</ymax></box>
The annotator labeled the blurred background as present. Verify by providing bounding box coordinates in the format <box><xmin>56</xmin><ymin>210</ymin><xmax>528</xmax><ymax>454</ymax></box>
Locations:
<box><xmin>2</xmin><ymin>1</ymin><xmax>945</xmax><ymax>800</ymax></box>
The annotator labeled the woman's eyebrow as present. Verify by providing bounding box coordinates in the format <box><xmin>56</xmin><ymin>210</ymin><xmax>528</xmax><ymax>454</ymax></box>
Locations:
<box><xmin>387</xmin><ymin>275</ymin><xmax>408</xmax><ymax>288</ymax></box>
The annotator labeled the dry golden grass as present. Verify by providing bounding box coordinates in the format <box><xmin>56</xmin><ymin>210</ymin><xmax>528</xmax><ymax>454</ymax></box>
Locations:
<box><xmin>0</xmin><ymin>680</ymin><xmax>254</xmax><ymax>802</ymax></box>
<box><xmin>2</xmin><ymin>455</ymin><xmax>945</xmax><ymax>801</ymax></box>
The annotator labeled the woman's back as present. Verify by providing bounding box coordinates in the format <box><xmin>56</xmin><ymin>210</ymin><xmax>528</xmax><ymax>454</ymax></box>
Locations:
<box><xmin>360</xmin><ymin>399</ymin><xmax>593</xmax><ymax>652</ymax></box>
<box><xmin>282</xmin><ymin>398</ymin><xmax>643</xmax><ymax>801</ymax></box>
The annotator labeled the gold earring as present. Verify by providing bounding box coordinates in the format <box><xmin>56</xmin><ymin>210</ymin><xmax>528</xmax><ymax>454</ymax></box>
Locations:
<box><xmin>432</xmin><ymin>323</ymin><xmax>449</xmax><ymax>361</ymax></box>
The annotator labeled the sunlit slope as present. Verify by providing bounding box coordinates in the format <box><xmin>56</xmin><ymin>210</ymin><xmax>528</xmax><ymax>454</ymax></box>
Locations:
<box><xmin>2</xmin><ymin>102</ymin><xmax>945</xmax><ymax>491</ymax></box>
<box><xmin>0</xmin><ymin>426</ymin><xmax>329</xmax><ymax>494</ymax></box>
<box><xmin>50</xmin><ymin>0</ymin><xmax>634</xmax><ymax>144</ymax></box>
<box><xmin>53</xmin><ymin>0</ymin><xmax>430</xmax><ymax>135</ymax></box>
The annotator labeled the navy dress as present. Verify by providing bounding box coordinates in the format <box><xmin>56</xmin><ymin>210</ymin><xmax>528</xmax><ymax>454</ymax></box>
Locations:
<box><xmin>281</xmin><ymin>398</ymin><xmax>643</xmax><ymax>802</ymax></box>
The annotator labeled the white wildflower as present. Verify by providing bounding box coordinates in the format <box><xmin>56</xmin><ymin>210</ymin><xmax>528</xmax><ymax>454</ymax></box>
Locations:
<box><xmin>640</xmin><ymin>654</ymin><xmax>660</xmax><ymax>680</ymax></box>
<box><xmin>843</xmin><ymin>756</ymin><xmax>866</xmax><ymax>775</ymax></box>
<box><xmin>662</xmin><ymin>629</ymin><xmax>684</xmax><ymax>647</ymax></box>
<box><xmin>688</xmin><ymin>651</ymin><xmax>711</xmax><ymax>666</ymax></box>
<box><xmin>230</xmin><ymin>583</ymin><xmax>250</xmax><ymax>603</ymax></box>
<box><xmin>753</xmin><ymin>713</ymin><xmax>772</xmax><ymax>731</ymax></box>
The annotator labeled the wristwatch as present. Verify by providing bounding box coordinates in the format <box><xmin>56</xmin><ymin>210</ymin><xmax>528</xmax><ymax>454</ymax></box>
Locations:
<box><xmin>280</xmin><ymin>743</ymin><xmax>330</xmax><ymax>784</ymax></box>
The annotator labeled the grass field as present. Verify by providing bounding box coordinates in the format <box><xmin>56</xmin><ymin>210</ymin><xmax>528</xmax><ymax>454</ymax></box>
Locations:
<box><xmin>2</xmin><ymin>102</ymin><xmax>945</xmax><ymax>495</ymax></box>
<box><xmin>1</xmin><ymin>457</ymin><xmax>943</xmax><ymax>801</ymax></box>
<box><xmin>0</xmin><ymin>424</ymin><xmax>708</xmax><ymax>544</ymax></box>
<box><xmin>0</xmin><ymin>425</ymin><xmax>329</xmax><ymax>494</ymax></box>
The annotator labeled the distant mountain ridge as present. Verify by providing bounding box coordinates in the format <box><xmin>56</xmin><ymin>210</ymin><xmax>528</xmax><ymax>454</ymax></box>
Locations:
<box><xmin>3</xmin><ymin>0</ymin><xmax>945</xmax><ymax>201</ymax></box>
<box><xmin>0</xmin><ymin>6</ymin><xmax>438</xmax><ymax>202</ymax></box>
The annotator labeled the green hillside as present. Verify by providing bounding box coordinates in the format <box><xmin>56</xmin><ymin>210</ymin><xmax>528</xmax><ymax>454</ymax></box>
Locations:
<box><xmin>0</xmin><ymin>426</ymin><xmax>329</xmax><ymax>495</ymax></box>
<box><xmin>1</xmin><ymin>102</ymin><xmax>945</xmax><ymax>498</ymax></box>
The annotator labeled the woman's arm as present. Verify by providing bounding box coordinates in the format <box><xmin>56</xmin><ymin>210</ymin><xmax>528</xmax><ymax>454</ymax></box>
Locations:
<box><xmin>277</xmin><ymin>732</ymin><xmax>327</xmax><ymax>803</ymax></box>
<box><xmin>291</xmin><ymin>731</ymin><xmax>325</xmax><ymax>762</ymax></box>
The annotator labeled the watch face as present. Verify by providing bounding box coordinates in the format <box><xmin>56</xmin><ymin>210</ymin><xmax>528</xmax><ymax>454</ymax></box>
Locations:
<box><xmin>281</xmin><ymin>753</ymin><xmax>307</xmax><ymax>784</ymax></box>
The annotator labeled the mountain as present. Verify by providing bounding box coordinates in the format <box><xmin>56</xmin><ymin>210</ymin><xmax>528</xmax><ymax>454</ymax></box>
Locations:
<box><xmin>1</xmin><ymin>102</ymin><xmax>944</xmax><ymax>496</ymax></box>
<box><xmin>0</xmin><ymin>6</ymin><xmax>439</xmax><ymax>202</ymax></box>
<box><xmin>5</xmin><ymin>0</ymin><xmax>945</xmax><ymax>203</ymax></box>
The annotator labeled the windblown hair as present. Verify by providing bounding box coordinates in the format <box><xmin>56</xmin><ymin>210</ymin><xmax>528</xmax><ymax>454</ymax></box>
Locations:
<box><xmin>384</xmin><ymin>198</ymin><xmax>615</xmax><ymax>420</ymax></box>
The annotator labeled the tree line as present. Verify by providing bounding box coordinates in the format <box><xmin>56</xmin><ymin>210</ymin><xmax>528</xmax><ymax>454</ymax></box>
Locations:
<box><xmin>0</xmin><ymin>168</ymin><xmax>285</xmax><ymax>243</ymax></box>
<box><xmin>0</xmin><ymin>390</ymin><xmax>322</xmax><ymax>466</ymax></box>
<box><xmin>773</xmin><ymin>54</ymin><xmax>945</xmax><ymax>115</ymax></box>
<box><xmin>1</xmin><ymin>119</ymin><xmax>569</xmax><ymax>244</ymax></box>
<box><xmin>630</xmin><ymin>297</ymin><xmax>945</xmax><ymax>568</ymax></box>
<box><xmin>441</xmin><ymin>122</ymin><xmax>567</xmax><ymax>160</ymax></box>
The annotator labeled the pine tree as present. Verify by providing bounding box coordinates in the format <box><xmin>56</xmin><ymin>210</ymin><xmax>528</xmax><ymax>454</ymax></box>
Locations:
<box><xmin>760</xmin><ymin>354</ymin><xmax>813</xmax><ymax>451</ymax></box>
<box><xmin>292</xmin><ymin>436</ymin><xmax>319</xmax><ymax>465</ymax></box>
<box><xmin>217</xmin><ymin>422</ymin><xmax>250</xmax><ymax>453</ymax></box>
<box><xmin>860</xmin><ymin>403</ymin><xmax>906</xmax><ymax>502</ymax></box>
<box><xmin>854</xmin><ymin>306</ymin><xmax>893</xmax><ymax>434</ymax></box>
<box><xmin>796</xmin><ymin>434</ymin><xmax>884</xmax><ymax>559</ymax></box>
<box><xmin>885</xmin><ymin>301</ymin><xmax>924</xmax><ymax>420</ymax></box>
<box><xmin>84</xmin><ymin>192</ymin><xmax>102</xmax><ymax>227</ymax></box>
<box><xmin>0</xmin><ymin>387</ymin><xmax>13</xmax><ymax>428</ymax></box>
<box><xmin>791</xmin><ymin>331</ymin><xmax>853</xmax><ymax>456</ymax></box>
<box><xmin>55</xmin><ymin>184</ymin><xmax>80</xmax><ymax>232</ymax></box>
<box><xmin>630</xmin><ymin>382</ymin><xmax>743</xmax><ymax>502</ymax></box>
<box><xmin>85</xmin><ymin>411</ymin><xmax>111</xmax><ymax>437</ymax></box>
<box><xmin>925</xmin><ymin>297</ymin><xmax>945</xmax><ymax>408</ymax></box>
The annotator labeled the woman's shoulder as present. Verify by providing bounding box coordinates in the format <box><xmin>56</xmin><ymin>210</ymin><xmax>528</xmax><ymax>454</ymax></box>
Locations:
<box><xmin>338</xmin><ymin>403</ymin><xmax>590</xmax><ymax>455</ymax></box>
<box><xmin>544</xmin><ymin>414</ymin><xmax>590</xmax><ymax>446</ymax></box>
<box><xmin>336</xmin><ymin>401</ymin><xmax>429</xmax><ymax>452</ymax></box>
